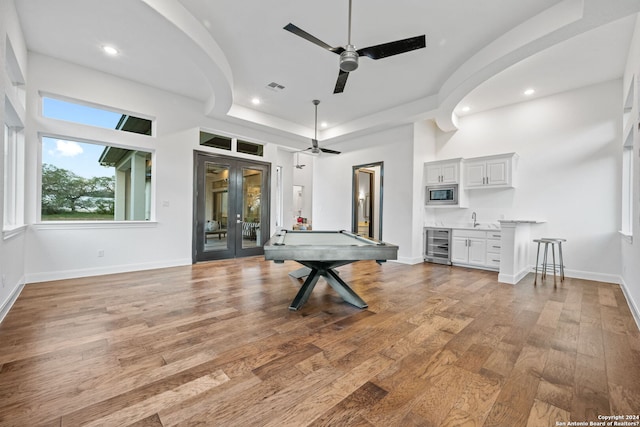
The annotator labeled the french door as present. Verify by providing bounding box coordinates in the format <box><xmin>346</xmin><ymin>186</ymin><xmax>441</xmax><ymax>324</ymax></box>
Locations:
<box><xmin>193</xmin><ymin>152</ymin><xmax>270</xmax><ymax>262</ymax></box>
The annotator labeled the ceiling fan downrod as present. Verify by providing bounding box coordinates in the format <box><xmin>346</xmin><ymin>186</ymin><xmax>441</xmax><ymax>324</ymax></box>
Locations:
<box><xmin>312</xmin><ymin>99</ymin><xmax>320</xmax><ymax>154</ymax></box>
<box><xmin>340</xmin><ymin>0</ymin><xmax>359</xmax><ymax>72</ymax></box>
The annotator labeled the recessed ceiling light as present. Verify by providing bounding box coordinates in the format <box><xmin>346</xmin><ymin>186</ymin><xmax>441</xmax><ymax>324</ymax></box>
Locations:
<box><xmin>461</xmin><ymin>106</ymin><xmax>471</xmax><ymax>113</ymax></box>
<box><xmin>102</xmin><ymin>45</ymin><xmax>119</xmax><ymax>56</ymax></box>
<box><xmin>524</xmin><ymin>88</ymin><xmax>536</xmax><ymax>96</ymax></box>
<box><xmin>251</xmin><ymin>97</ymin><xmax>261</xmax><ymax>105</ymax></box>
<box><xmin>321</xmin><ymin>121</ymin><xmax>328</xmax><ymax>128</ymax></box>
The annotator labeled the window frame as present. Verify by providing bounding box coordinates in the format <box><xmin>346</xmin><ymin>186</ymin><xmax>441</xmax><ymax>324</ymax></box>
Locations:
<box><xmin>199</xmin><ymin>129</ymin><xmax>264</xmax><ymax>158</ymax></box>
<box><xmin>3</xmin><ymin>123</ymin><xmax>26</xmax><ymax>233</ymax></box>
<box><xmin>41</xmin><ymin>92</ymin><xmax>155</xmax><ymax>137</ymax></box>
<box><xmin>620</xmin><ymin>76</ymin><xmax>636</xmax><ymax>242</ymax></box>
<box><xmin>37</xmin><ymin>133</ymin><xmax>156</xmax><ymax>224</ymax></box>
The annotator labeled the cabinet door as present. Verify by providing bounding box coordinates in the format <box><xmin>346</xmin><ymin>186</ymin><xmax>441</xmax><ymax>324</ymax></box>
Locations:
<box><xmin>425</xmin><ymin>165</ymin><xmax>443</xmax><ymax>185</ymax></box>
<box><xmin>451</xmin><ymin>237</ymin><xmax>469</xmax><ymax>263</ymax></box>
<box><xmin>468</xmin><ymin>238</ymin><xmax>487</xmax><ymax>266</ymax></box>
<box><xmin>441</xmin><ymin>162</ymin><xmax>458</xmax><ymax>184</ymax></box>
<box><xmin>486</xmin><ymin>159</ymin><xmax>508</xmax><ymax>186</ymax></box>
<box><xmin>465</xmin><ymin>162</ymin><xmax>486</xmax><ymax>188</ymax></box>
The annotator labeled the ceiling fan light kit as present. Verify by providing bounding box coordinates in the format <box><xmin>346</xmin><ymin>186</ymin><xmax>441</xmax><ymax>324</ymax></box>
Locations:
<box><xmin>340</xmin><ymin>45</ymin><xmax>359</xmax><ymax>72</ymax></box>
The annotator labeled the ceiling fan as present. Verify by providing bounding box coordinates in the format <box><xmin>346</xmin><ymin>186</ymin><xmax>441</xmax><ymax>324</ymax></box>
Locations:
<box><xmin>284</xmin><ymin>0</ymin><xmax>426</xmax><ymax>94</ymax></box>
<box><xmin>306</xmin><ymin>100</ymin><xmax>340</xmax><ymax>155</ymax></box>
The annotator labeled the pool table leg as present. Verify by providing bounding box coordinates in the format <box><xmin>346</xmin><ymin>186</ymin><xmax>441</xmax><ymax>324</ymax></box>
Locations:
<box><xmin>324</xmin><ymin>268</ymin><xmax>368</xmax><ymax>309</ymax></box>
<box><xmin>289</xmin><ymin>268</ymin><xmax>322</xmax><ymax>311</ymax></box>
<box><xmin>288</xmin><ymin>261</ymin><xmax>367</xmax><ymax>310</ymax></box>
<box><xmin>288</xmin><ymin>266</ymin><xmax>312</xmax><ymax>279</ymax></box>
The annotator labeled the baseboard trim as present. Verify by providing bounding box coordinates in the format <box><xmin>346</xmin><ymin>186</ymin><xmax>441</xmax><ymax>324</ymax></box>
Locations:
<box><xmin>619</xmin><ymin>276</ymin><xmax>640</xmax><ymax>332</ymax></box>
<box><xmin>393</xmin><ymin>256</ymin><xmax>425</xmax><ymax>265</ymax></box>
<box><xmin>0</xmin><ymin>279</ymin><xmax>25</xmax><ymax>324</ymax></box>
<box><xmin>25</xmin><ymin>258</ymin><xmax>192</xmax><ymax>284</ymax></box>
<box><xmin>562</xmin><ymin>268</ymin><xmax>620</xmax><ymax>284</ymax></box>
<box><xmin>498</xmin><ymin>267</ymin><xmax>529</xmax><ymax>285</ymax></box>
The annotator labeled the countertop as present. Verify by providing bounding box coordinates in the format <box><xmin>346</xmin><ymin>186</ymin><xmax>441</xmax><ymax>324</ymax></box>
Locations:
<box><xmin>425</xmin><ymin>219</ymin><xmax>544</xmax><ymax>231</ymax></box>
<box><xmin>425</xmin><ymin>223</ymin><xmax>500</xmax><ymax>231</ymax></box>
<box><xmin>498</xmin><ymin>219</ymin><xmax>546</xmax><ymax>224</ymax></box>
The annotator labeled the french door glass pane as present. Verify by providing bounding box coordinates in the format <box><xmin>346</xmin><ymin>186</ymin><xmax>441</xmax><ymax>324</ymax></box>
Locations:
<box><xmin>242</xmin><ymin>168</ymin><xmax>262</xmax><ymax>248</ymax></box>
<box><xmin>204</xmin><ymin>162</ymin><xmax>229</xmax><ymax>252</ymax></box>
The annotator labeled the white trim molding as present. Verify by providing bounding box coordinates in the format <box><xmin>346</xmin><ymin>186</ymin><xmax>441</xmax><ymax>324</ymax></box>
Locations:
<box><xmin>0</xmin><ymin>279</ymin><xmax>25</xmax><ymax>324</ymax></box>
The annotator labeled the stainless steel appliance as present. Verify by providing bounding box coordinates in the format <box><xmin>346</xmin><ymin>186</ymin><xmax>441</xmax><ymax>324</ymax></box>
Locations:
<box><xmin>426</xmin><ymin>184</ymin><xmax>458</xmax><ymax>206</ymax></box>
<box><xmin>424</xmin><ymin>227</ymin><xmax>452</xmax><ymax>265</ymax></box>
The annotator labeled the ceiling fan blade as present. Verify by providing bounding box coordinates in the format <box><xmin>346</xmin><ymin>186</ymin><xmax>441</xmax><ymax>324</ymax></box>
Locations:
<box><xmin>320</xmin><ymin>147</ymin><xmax>341</xmax><ymax>155</ymax></box>
<box><xmin>284</xmin><ymin>23</ymin><xmax>345</xmax><ymax>54</ymax></box>
<box><xmin>334</xmin><ymin>70</ymin><xmax>349</xmax><ymax>94</ymax></box>
<box><xmin>356</xmin><ymin>35</ymin><xmax>426</xmax><ymax>60</ymax></box>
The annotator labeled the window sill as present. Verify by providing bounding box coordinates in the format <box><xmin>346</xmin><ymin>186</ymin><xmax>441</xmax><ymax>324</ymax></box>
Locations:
<box><xmin>619</xmin><ymin>230</ymin><xmax>633</xmax><ymax>244</ymax></box>
<box><xmin>3</xmin><ymin>224</ymin><xmax>28</xmax><ymax>241</ymax></box>
<box><xmin>33</xmin><ymin>221</ymin><xmax>158</xmax><ymax>231</ymax></box>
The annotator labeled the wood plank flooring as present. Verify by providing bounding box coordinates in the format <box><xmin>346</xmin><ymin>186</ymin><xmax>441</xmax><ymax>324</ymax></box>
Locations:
<box><xmin>0</xmin><ymin>257</ymin><xmax>639</xmax><ymax>426</ymax></box>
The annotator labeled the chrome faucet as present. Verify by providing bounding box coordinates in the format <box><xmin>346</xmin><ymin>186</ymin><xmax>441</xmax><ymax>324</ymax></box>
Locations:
<box><xmin>472</xmin><ymin>212</ymin><xmax>478</xmax><ymax>227</ymax></box>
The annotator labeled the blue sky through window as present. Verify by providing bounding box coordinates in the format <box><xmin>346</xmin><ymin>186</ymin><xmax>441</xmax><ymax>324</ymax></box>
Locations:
<box><xmin>42</xmin><ymin>137</ymin><xmax>113</xmax><ymax>179</ymax></box>
<box><xmin>43</xmin><ymin>97</ymin><xmax>122</xmax><ymax>129</ymax></box>
<box><xmin>42</xmin><ymin>97</ymin><xmax>121</xmax><ymax>179</ymax></box>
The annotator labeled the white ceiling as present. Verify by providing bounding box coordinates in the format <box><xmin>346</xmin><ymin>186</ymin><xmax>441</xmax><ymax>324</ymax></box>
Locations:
<box><xmin>14</xmin><ymin>0</ymin><xmax>640</xmax><ymax>150</ymax></box>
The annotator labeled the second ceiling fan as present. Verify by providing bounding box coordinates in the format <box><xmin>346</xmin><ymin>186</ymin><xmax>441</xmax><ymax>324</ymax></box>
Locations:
<box><xmin>284</xmin><ymin>0</ymin><xmax>426</xmax><ymax>94</ymax></box>
<box><xmin>306</xmin><ymin>100</ymin><xmax>340</xmax><ymax>155</ymax></box>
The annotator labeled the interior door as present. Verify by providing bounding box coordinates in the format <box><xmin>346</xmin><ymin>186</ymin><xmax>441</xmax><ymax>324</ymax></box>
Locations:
<box><xmin>193</xmin><ymin>152</ymin><xmax>270</xmax><ymax>262</ymax></box>
<box><xmin>352</xmin><ymin>162</ymin><xmax>383</xmax><ymax>240</ymax></box>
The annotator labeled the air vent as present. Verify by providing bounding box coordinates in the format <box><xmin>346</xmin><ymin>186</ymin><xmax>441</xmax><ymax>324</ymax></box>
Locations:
<box><xmin>266</xmin><ymin>82</ymin><xmax>285</xmax><ymax>91</ymax></box>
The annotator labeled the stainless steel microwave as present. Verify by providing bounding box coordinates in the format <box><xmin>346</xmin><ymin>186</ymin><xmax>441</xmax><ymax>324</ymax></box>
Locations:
<box><xmin>426</xmin><ymin>184</ymin><xmax>458</xmax><ymax>206</ymax></box>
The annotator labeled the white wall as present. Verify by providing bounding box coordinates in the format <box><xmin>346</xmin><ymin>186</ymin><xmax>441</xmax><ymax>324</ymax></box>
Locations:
<box><xmin>312</xmin><ymin>124</ymin><xmax>425</xmax><ymax>264</ymax></box>
<box><xmin>621</xmin><ymin>14</ymin><xmax>640</xmax><ymax>325</ymax></box>
<box><xmin>0</xmin><ymin>0</ymin><xmax>28</xmax><ymax>319</ymax></box>
<box><xmin>427</xmin><ymin>80</ymin><xmax>622</xmax><ymax>284</ymax></box>
<box><xmin>23</xmin><ymin>53</ymin><xmax>301</xmax><ymax>282</ymax></box>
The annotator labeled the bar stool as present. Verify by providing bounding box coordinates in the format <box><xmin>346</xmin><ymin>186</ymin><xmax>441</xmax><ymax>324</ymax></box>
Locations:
<box><xmin>533</xmin><ymin>238</ymin><xmax>566</xmax><ymax>287</ymax></box>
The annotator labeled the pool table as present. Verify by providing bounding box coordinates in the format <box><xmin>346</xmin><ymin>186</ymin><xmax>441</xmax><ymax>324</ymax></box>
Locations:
<box><xmin>264</xmin><ymin>230</ymin><xmax>399</xmax><ymax>310</ymax></box>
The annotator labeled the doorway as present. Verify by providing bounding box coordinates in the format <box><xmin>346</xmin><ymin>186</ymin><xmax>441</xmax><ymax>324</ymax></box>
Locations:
<box><xmin>352</xmin><ymin>162</ymin><xmax>383</xmax><ymax>240</ymax></box>
<box><xmin>193</xmin><ymin>152</ymin><xmax>270</xmax><ymax>262</ymax></box>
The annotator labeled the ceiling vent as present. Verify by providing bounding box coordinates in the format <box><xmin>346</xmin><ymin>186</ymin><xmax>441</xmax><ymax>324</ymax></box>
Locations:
<box><xmin>266</xmin><ymin>82</ymin><xmax>285</xmax><ymax>91</ymax></box>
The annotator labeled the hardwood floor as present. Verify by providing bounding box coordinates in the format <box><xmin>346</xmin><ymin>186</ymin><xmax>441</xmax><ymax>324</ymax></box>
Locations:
<box><xmin>0</xmin><ymin>258</ymin><xmax>639</xmax><ymax>426</ymax></box>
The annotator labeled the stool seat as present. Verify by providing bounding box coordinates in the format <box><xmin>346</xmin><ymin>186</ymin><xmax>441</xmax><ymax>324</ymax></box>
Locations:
<box><xmin>533</xmin><ymin>238</ymin><xmax>566</xmax><ymax>287</ymax></box>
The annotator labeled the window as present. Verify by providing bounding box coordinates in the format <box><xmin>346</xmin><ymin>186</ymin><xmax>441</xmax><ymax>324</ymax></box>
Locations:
<box><xmin>200</xmin><ymin>131</ymin><xmax>232</xmax><ymax>150</ymax></box>
<box><xmin>41</xmin><ymin>136</ymin><xmax>152</xmax><ymax>221</ymax></box>
<box><xmin>621</xmin><ymin>140</ymin><xmax>633</xmax><ymax>237</ymax></box>
<box><xmin>621</xmin><ymin>78</ymin><xmax>635</xmax><ymax>239</ymax></box>
<box><xmin>3</xmin><ymin>123</ymin><xmax>25</xmax><ymax>229</ymax></box>
<box><xmin>199</xmin><ymin>131</ymin><xmax>263</xmax><ymax>157</ymax></box>
<box><xmin>42</xmin><ymin>96</ymin><xmax>153</xmax><ymax>136</ymax></box>
<box><xmin>4</xmin><ymin>37</ymin><xmax>26</xmax><ymax>231</ymax></box>
<box><xmin>237</xmin><ymin>140</ymin><xmax>264</xmax><ymax>157</ymax></box>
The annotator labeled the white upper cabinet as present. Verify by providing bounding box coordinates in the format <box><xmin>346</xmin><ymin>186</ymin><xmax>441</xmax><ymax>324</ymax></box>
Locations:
<box><xmin>464</xmin><ymin>153</ymin><xmax>518</xmax><ymax>189</ymax></box>
<box><xmin>425</xmin><ymin>158</ymin><xmax>462</xmax><ymax>185</ymax></box>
